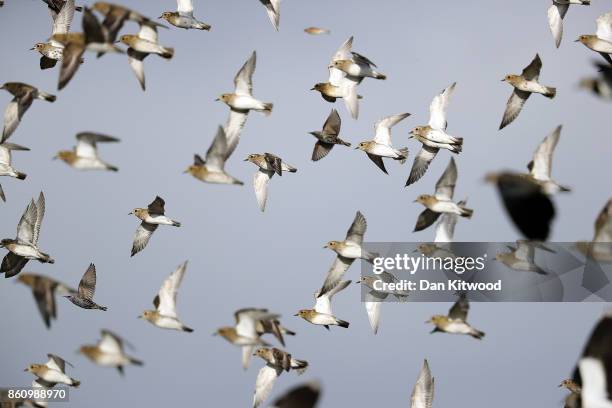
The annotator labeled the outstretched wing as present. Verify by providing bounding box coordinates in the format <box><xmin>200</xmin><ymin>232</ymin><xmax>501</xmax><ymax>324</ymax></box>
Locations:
<box><xmin>78</xmin><ymin>263</ymin><xmax>97</xmax><ymax>300</ymax></box>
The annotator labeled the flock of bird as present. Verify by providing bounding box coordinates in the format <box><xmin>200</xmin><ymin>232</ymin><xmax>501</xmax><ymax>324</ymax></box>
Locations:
<box><xmin>1</xmin><ymin>0</ymin><xmax>612</xmax><ymax>407</ymax></box>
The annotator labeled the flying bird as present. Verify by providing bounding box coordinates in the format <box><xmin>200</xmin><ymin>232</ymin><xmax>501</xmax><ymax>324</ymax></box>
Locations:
<box><xmin>259</xmin><ymin>0</ymin><xmax>280</xmax><ymax>31</ymax></box>
<box><xmin>16</xmin><ymin>273</ymin><xmax>76</xmax><ymax>328</ymax></box>
<box><xmin>410</xmin><ymin>359</ymin><xmax>434</xmax><ymax>408</ymax></box>
<box><xmin>79</xmin><ymin>329</ymin><xmax>143</xmax><ymax>375</ymax></box>
<box><xmin>1</xmin><ymin>82</ymin><xmax>56</xmax><ymax>142</ymax></box>
<box><xmin>295</xmin><ymin>280</ymin><xmax>351</xmax><ymax>330</ymax></box>
<box><xmin>331</xmin><ymin>50</ymin><xmax>386</xmax><ymax>81</ymax></box>
<box><xmin>547</xmin><ymin>0</ymin><xmax>590</xmax><ymax>48</ymax></box>
<box><xmin>499</xmin><ymin>54</ymin><xmax>556</xmax><ymax>129</ymax></box>
<box><xmin>0</xmin><ymin>142</ymin><xmax>29</xmax><ymax>202</ymax></box>
<box><xmin>160</xmin><ymin>0</ymin><xmax>211</xmax><ymax>30</ymax></box>
<box><xmin>311</xmin><ymin>36</ymin><xmax>361</xmax><ymax>119</ymax></box>
<box><xmin>1</xmin><ymin>192</ymin><xmax>54</xmax><ymax>278</ymax></box>
<box><xmin>355</xmin><ymin>112</ymin><xmax>410</xmax><ymax>174</ymax></box>
<box><xmin>304</xmin><ymin>27</ymin><xmax>329</xmax><ymax>35</ymax></box>
<box><xmin>318</xmin><ymin>211</ymin><xmax>377</xmax><ymax>297</ymax></box>
<box><xmin>579</xmin><ymin>62</ymin><xmax>612</xmax><ymax>100</ymax></box>
<box><xmin>559</xmin><ymin>379</ymin><xmax>581</xmax><ymax>408</ymax></box>
<box><xmin>526</xmin><ymin>125</ymin><xmax>570</xmax><ymax>194</ymax></box>
<box><xmin>129</xmin><ymin>196</ymin><xmax>181</xmax><ymax>257</ymax></box>
<box><xmin>576</xmin><ymin>198</ymin><xmax>612</xmax><ymax>261</ymax></box>
<box><xmin>217</xmin><ymin>51</ymin><xmax>273</xmax><ymax>151</ymax></box>
<box><xmin>139</xmin><ymin>261</ymin><xmax>193</xmax><ymax>332</ymax></box>
<box><xmin>215</xmin><ymin>308</ymin><xmax>281</xmax><ymax>369</ymax></box>
<box><xmin>32</xmin><ymin>0</ymin><xmax>76</xmax><ymax>70</ymax></box>
<box><xmin>486</xmin><ymin>171</ymin><xmax>556</xmax><ymax>241</ymax></box>
<box><xmin>413</xmin><ymin>158</ymin><xmax>473</xmax><ymax>232</ymax></box>
<box><xmin>244</xmin><ymin>153</ymin><xmax>297</xmax><ymax>212</ymax></box>
<box><xmin>253</xmin><ymin>347</ymin><xmax>308</xmax><ymax>408</ymax></box>
<box><xmin>55</xmin><ymin>132</ymin><xmax>119</xmax><ymax>171</ymax></box>
<box><xmin>358</xmin><ymin>273</ymin><xmax>408</xmax><ymax>334</ymax></box>
<box><xmin>270</xmin><ymin>381</ymin><xmax>321</xmax><ymax>408</ymax></box>
<box><xmin>495</xmin><ymin>240</ymin><xmax>554</xmax><ymax>275</ymax></box>
<box><xmin>120</xmin><ymin>21</ymin><xmax>173</xmax><ymax>90</ymax></box>
<box><xmin>427</xmin><ymin>293</ymin><xmax>485</xmax><ymax>339</ymax></box>
<box><xmin>308</xmin><ymin>109</ymin><xmax>350</xmax><ymax>161</ymax></box>
<box><xmin>576</xmin><ymin>12</ymin><xmax>612</xmax><ymax>65</ymax></box>
<box><xmin>64</xmin><ymin>263</ymin><xmax>107</xmax><ymax>311</ymax></box>
<box><xmin>25</xmin><ymin>354</ymin><xmax>80</xmax><ymax>387</ymax></box>
<box><xmin>184</xmin><ymin>126</ymin><xmax>244</xmax><ymax>185</ymax></box>
<box><xmin>406</xmin><ymin>82</ymin><xmax>462</xmax><ymax>186</ymax></box>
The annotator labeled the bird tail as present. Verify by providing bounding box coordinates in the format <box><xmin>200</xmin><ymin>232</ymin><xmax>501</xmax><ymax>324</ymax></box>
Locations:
<box><xmin>161</xmin><ymin>47</ymin><xmax>175</xmax><ymax>59</ymax></box>
<box><xmin>261</xmin><ymin>102</ymin><xmax>273</xmax><ymax>116</ymax></box>
<box><xmin>38</xmin><ymin>91</ymin><xmax>57</xmax><ymax>102</ymax></box>
<box><xmin>70</xmin><ymin>378</ymin><xmax>80</xmax><ymax>387</ymax></box>
<box><xmin>559</xmin><ymin>184</ymin><xmax>571</xmax><ymax>192</ymax></box>
<box><xmin>233</xmin><ymin>179</ymin><xmax>245</xmax><ymax>186</ymax></box>
<box><xmin>282</xmin><ymin>328</ymin><xmax>296</xmax><ymax>336</ymax></box>
<box><xmin>99</xmin><ymin>305</ymin><xmax>108</xmax><ymax>311</ymax></box>
<box><xmin>286</xmin><ymin>165</ymin><xmax>297</xmax><ymax>173</ymax></box>
<box><xmin>172</xmin><ymin>221</ymin><xmax>181</xmax><ymax>227</ymax></box>
<box><xmin>373</xmin><ymin>71</ymin><xmax>387</xmax><ymax>80</ymax></box>
<box><xmin>338</xmin><ymin>138</ymin><xmax>351</xmax><ymax>147</ymax></box>
<box><xmin>363</xmin><ymin>250</ymin><xmax>379</xmax><ymax>263</ymax></box>
<box><xmin>106</xmin><ymin>165</ymin><xmax>119</xmax><ymax>172</ymax></box>
<box><xmin>544</xmin><ymin>87</ymin><xmax>556</xmax><ymax>99</ymax></box>
<box><xmin>15</xmin><ymin>172</ymin><xmax>27</xmax><ymax>180</ymax></box>
<box><xmin>397</xmin><ymin>147</ymin><xmax>409</xmax><ymax>164</ymax></box>
<box><xmin>336</xmin><ymin>318</ymin><xmax>350</xmax><ymax>328</ymax></box>
<box><xmin>196</xmin><ymin>23</ymin><xmax>212</xmax><ymax>30</ymax></box>
<box><xmin>41</xmin><ymin>253</ymin><xmax>55</xmax><ymax>264</ymax></box>
<box><xmin>290</xmin><ymin>359</ymin><xmax>308</xmax><ymax>374</ymax></box>
<box><xmin>182</xmin><ymin>325</ymin><xmax>194</xmax><ymax>333</ymax></box>
<box><xmin>470</xmin><ymin>329</ymin><xmax>485</xmax><ymax>340</ymax></box>
<box><xmin>129</xmin><ymin>357</ymin><xmax>144</xmax><ymax>366</ymax></box>
<box><xmin>460</xmin><ymin>206</ymin><xmax>474</xmax><ymax>219</ymax></box>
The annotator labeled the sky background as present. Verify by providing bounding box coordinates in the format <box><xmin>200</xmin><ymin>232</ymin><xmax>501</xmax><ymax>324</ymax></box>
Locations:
<box><xmin>0</xmin><ymin>0</ymin><xmax>611</xmax><ymax>406</ymax></box>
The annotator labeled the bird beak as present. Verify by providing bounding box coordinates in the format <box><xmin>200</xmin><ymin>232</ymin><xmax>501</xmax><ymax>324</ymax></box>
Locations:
<box><xmin>293</xmin><ymin>313</ymin><xmax>299</xmax><ymax>316</ymax></box>
<box><xmin>182</xmin><ymin>169</ymin><xmax>189</xmax><ymax>174</ymax></box>
<box><xmin>52</xmin><ymin>155</ymin><xmax>58</xmax><ymax>160</ymax></box>
<box><xmin>310</xmin><ymin>87</ymin><xmax>315</xmax><ymax>91</ymax></box>
<box><xmin>558</xmin><ymin>383</ymin><xmax>563</xmax><ymax>388</ymax></box>
<box><xmin>243</xmin><ymin>158</ymin><xmax>249</xmax><ymax>161</ymax></box>
<box><xmin>212</xmin><ymin>332</ymin><xmax>218</xmax><ymax>336</ymax></box>
<box><xmin>413</xmin><ymin>199</ymin><xmax>418</xmax><ymax>203</ymax></box>
<box><xmin>214</xmin><ymin>98</ymin><xmax>220</xmax><ymax>101</ymax></box>
<box><xmin>24</xmin><ymin>368</ymin><xmax>29</xmax><ymax>372</ymax></box>
<box><xmin>128</xmin><ymin>211</ymin><xmax>133</xmax><ymax>215</ymax></box>
<box><xmin>412</xmin><ymin>249</ymin><xmax>420</xmax><ymax>253</ymax></box>
<box><xmin>137</xmin><ymin>315</ymin><xmax>142</xmax><ymax>319</ymax></box>
<box><xmin>158</xmin><ymin>15</ymin><xmax>163</xmax><ymax>19</ymax></box>
<box><xmin>425</xmin><ymin>319</ymin><xmax>431</xmax><ymax>324</ymax></box>
<box><xmin>29</xmin><ymin>47</ymin><xmax>35</xmax><ymax>50</ymax></box>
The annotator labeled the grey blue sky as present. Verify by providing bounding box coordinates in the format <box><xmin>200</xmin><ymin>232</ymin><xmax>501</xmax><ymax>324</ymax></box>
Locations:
<box><xmin>0</xmin><ymin>0</ymin><xmax>611</xmax><ymax>406</ymax></box>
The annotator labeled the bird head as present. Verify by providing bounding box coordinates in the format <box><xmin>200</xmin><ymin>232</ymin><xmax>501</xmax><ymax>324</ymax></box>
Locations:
<box><xmin>159</xmin><ymin>11</ymin><xmax>172</xmax><ymax>19</ymax></box>
<box><xmin>24</xmin><ymin>364</ymin><xmax>42</xmax><ymax>373</ymax></box>
<box><xmin>575</xmin><ymin>35</ymin><xmax>592</xmax><ymax>44</ymax></box>
<box><xmin>324</xmin><ymin>240</ymin><xmax>340</xmax><ymax>250</ymax></box>
<box><xmin>30</xmin><ymin>43</ymin><xmax>45</xmax><ymax>51</ymax></box>
<box><xmin>119</xmin><ymin>34</ymin><xmax>136</xmax><ymax>46</ymax></box>
<box><xmin>129</xmin><ymin>208</ymin><xmax>145</xmax><ymax>217</ymax></box>
<box><xmin>355</xmin><ymin>141</ymin><xmax>370</xmax><ymax>151</ymax></box>
<box><xmin>413</xmin><ymin>194</ymin><xmax>432</xmax><ymax>205</ymax></box>
<box><xmin>294</xmin><ymin>309</ymin><xmax>310</xmax><ymax>318</ymax></box>
<box><xmin>215</xmin><ymin>93</ymin><xmax>232</xmax><ymax>103</ymax></box>
<box><xmin>427</xmin><ymin>315</ymin><xmax>446</xmax><ymax>325</ymax></box>
<box><xmin>244</xmin><ymin>153</ymin><xmax>260</xmax><ymax>163</ymax></box>
<box><xmin>310</xmin><ymin>83</ymin><xmax>326</xmax><ymax>92</ymax></box>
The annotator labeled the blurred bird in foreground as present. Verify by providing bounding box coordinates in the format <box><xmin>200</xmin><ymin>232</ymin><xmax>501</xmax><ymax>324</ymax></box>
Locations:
<box><xmin>25</xmin><ymin>354</ymin><xmax>80</xmax><ymax>387</ymax></box>
<box><xmin>355</xmin><ymin>113</ymin><xmax>410</xmax><ymax>174</ymax></box>
<box><xmin>567</xmin><ymin>312</ymin><xmax>612</xmax><ymax>408</ymax></box>
<box><xmin>129</xmin><ymin>196</ymin><xmax>181</xmax><ymax>257</ymax></box>
<box><xmin>500</xmin><ymin>54</ymin><xmax>556</xmax><ymax>129</ymax></box>
<box><xmin>559</xmin><ymin>378</ymin><xmax>581</xmax><ymax>408</ymax></box>
<box><xmin>215</xmin><ymin>308</ymin><xmax>283</xmax><ymax>369</ymax></box>
<box><xmin>259</xmin><ymin>0</ymin><xmax>280</xmax><ymax>31</ymax></box>
<box><xmin>184</xmin><ymin>126</ymin><xmax>244</xmax><ymax>185</ymax></box>
<box><xmin>253</xmin><ymin>347</ymin><xmax>308</xmax><ymax>408</ymax></box>
<box><xmin>308</xmin><ymin>109</ymin><xmax>350</xmax><ymax>162</ymax></box>
<box><xmin>495</xmin><ymin>240</ymin><xmax>554</xmax><ymax>275</ymax></box>
<box><xmin>1</xmin><ymin>82</ymin><xmax>56</xmax><ymax>142</ymax></box>
<box><xmin>318</xmin><ymin>211</ymin><xmax>377</xmax><ymax>296</ymax></box>
<box><xmin>32</xmin><ymin>0</ymin><xmax>76</xmax><ymax>70</ymax></box>
<box><xmin>217</xmin><ymin>51</ymin><xmax>272</xmax><ymax>151</ymax></box>
<box><xmin>486</xmin><ymin>171</ymin><xmax>556</xmax><ymax>241</ymax></box>
<box><xmin>295</xmin><ymin>280</ymin><xmax>351</xmax><ymax>330</ymax></box>
<box><xmin>547</xmin><ymin>0</ymin><xmax>590</xmax><ymax>48</ymax></box>
<box><xmin>0</xmin><ymin>142</ymin><xmax>29</xmax><ymax>202</ymax></box>
<box><xmin>410</xmin><ymin>359</ymin><xmax>434</xmax><ymax>408</ymax></box>
<box><xmin>139</xmin><ymin>261</ymin><xmax>193</xmax><ymax>332</ymax></box>
<box><xmin>244</xmin><ymin>153</ymin><xmax>297</xmax><ymax>212</ymax></box>
<box><xmin>304</xmin><ymin>27</ymin><xmax>329</xmax><ymax>35</ymax></box>
<box><xmin>525</xmin><ymin>125</ymin><xmax>570</xmax><ymax>194</ymax></box>
<box><xmin>1</xmin><ymin>192</ymin><xmax>54</xmax><ymax>278</ymax></box>
<box><xmin>64</xmin><ymin>263</ymin><xmax>107</xmax><ymax>311</ymax></box>
<box><xmin>121</xmin><ymin>20</ymin><xmax>173</xmax><ymax>90</ymax></box>
<box><xmin>270</xmin><ymin>381</ymin><xmax>321</xmax><ymax>408</ymax></box>
<box><xmin>576</xmin><ymin>12</ymin><xmax>612</xmax><ymax>65</ymax></box>
<box><xmin>160</xmin><ymin>0</ymin><xmax>211</xmax><ymax>30</ymax></box>
<box><xmin>79</xmin><ymin>329</ymin><xmax>143</xmax><ymax>375</ymax></box>
<box><xmin>427</xmin><ymin>293</ymin><xmax>485</xmax><ymax>339</ymax></box>
<box><xmin>413</xmin><ymin>158</ymin><xmax>473</xmax><ymax>232</ymax></box>
<box><xmin>55</xmin><ymin>132</ymin><xmax>119</xmax><ymax>171</ymax></box>
<box><xmin>576</xmin><ymin>198</ymin><xmax>612</xmax><ymax>262</ymax></box>
<box><xmin>406</xmin><ymin>82</ymin><xmax>462</xmax><ymax>186</ymax></box>
<box><xmin>580</xmin><ymin>61</ymin><xmax>612</xmax><ymax>100</ymax></box>
<box><xmin>16</xmin><ymin>273</ymin><xmax>76</xmax><ymax>328</ymax></box>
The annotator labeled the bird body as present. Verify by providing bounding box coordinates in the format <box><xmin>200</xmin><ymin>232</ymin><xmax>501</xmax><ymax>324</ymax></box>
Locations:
<box><xmin>245</xmin><ymin>153</ymin><xmax>297</xmax><ymax>212</ymax></box>
<box><xmin>56</xmin><ymin>132</ymin><xmax>119</xmax><ymax>171</ymax></box>
<box><xmin>79</xmin><ymin>329</ymin><xmax>143</xmax><ymax>374</ymax></box>
<box><xmin>505</xmin><ymin>76</ymin><xmax>556</xmax><ymax>97</ymax></box>
<box><xmin>17</xmin><ymin>273</ymin><xmax>75</xmax><ymax>328</ymax></box>
<box><xmin>1</xmin><ymin>82</ymin><xmax>56</xmax><ymax>142</ymax></box>
<box><xmin>160</xmin><ymin>0</ymin><xmax>210</xmax><ymax>30</ymax></box>
<box><xmin>427</xmin><ymin>294</ymin><xmax>484</xmax><ymax>339</ymax></box>
<box><xmin>415</xmin><ymin>195</ymin><xmax>473</xmax><ymax>217</ymax></box>
<box><xmin>120</xmin><ymin>35</ymin><xmax>173</xmax><ymax>59</ymax></box>
<box><xmin>296</xmin><ymin>280</ymin><xmax>351</xmax><ymax>329</ymax></box>
<box><xmin>25</xmin><ymin>355</ymin><xmax>79</xmax><ymax>387</ymax></box>
<box><xmin>64</xmin><ymin>263</ymin><xmax>107</xmax><ymax>311</ymax></box>
<box><xmin>333</xmin><ymin>59</ymin><xmax>386</xmax><ymax>80</ymax></box>
<box><xmin>130</xmin><ymin>196</ymin><xmax>181</xmax><ymax>256</ymax></box>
